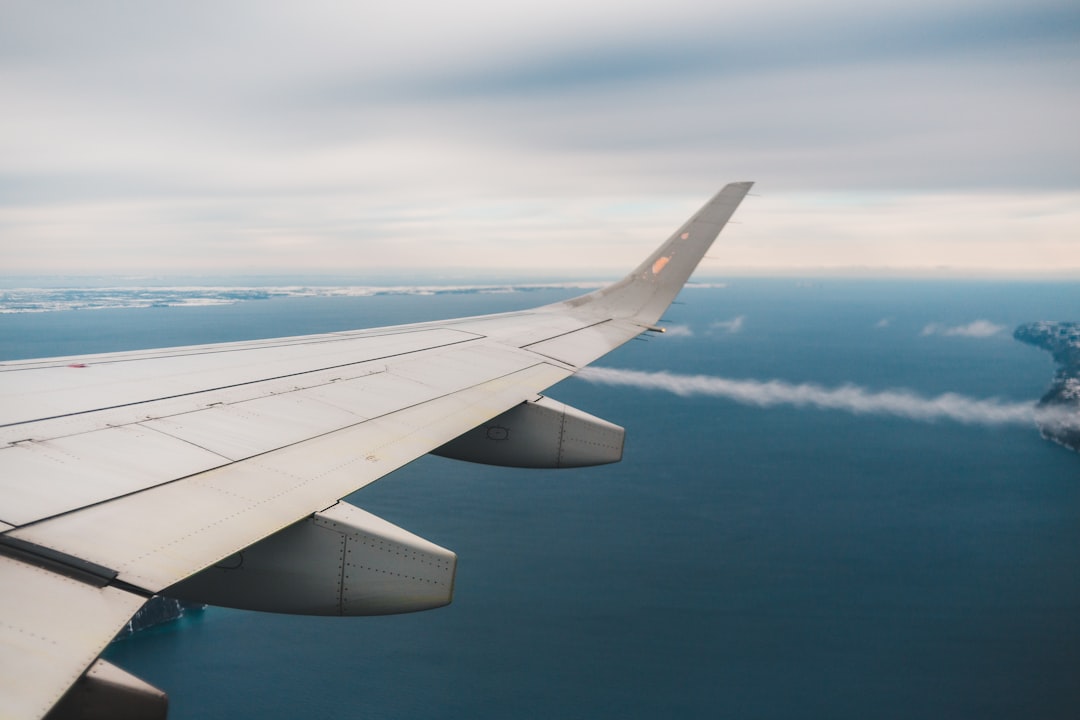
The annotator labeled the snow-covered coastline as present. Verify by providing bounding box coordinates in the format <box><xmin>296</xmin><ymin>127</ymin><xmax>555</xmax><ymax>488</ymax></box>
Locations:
<box><xmin>0</xmin><ymin>282</ymin><xmax>608</xmax><ymax>314</ymax></box>
<box><xmin>113</xmin><ymin>596</ymin><xmax>205</xmax><ymax>640</ymax></box>
<box><xmin>1014</xmin><ymin>321</ymin><xmax>1080</xmax><ymax>453</ymax></box>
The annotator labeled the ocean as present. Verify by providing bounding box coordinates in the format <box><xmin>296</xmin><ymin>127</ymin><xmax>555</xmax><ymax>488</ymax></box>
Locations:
<box><xmin>3</xmin><ymin>279</ymin><xmax>1078</xmax><ymax>719</ymax></box>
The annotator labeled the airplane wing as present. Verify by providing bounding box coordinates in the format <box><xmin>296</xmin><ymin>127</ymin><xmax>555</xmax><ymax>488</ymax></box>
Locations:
<box><xmin>0</xmin><ymin>182</ymin><xmax>752</xmax><ymax>719</ymax></box>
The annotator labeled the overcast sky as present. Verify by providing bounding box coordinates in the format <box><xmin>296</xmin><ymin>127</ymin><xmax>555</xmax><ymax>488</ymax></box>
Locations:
<box><xmin>2</xmin><ymin>1</ymin><xmax>1078</xmax><ymax>278</ymax></box>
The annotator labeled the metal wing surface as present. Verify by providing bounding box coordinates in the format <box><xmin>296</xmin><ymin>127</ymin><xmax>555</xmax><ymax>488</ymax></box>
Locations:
<box><xmin>0</xmin><ymin>182</ymin><xmax>752</xmax><ymax>719</ymax></box>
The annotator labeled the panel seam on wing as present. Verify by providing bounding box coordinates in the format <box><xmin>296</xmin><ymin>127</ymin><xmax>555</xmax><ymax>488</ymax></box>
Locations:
<box><xmin>1</xmin><ymin>334</ymin><xmax>486</xmax><ymax>429</ymax></box>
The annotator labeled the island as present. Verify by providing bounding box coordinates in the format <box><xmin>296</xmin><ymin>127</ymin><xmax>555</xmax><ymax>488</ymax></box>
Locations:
<box><xmin>1014</xmin><ymin>321</ymin><xmax>1080</xmax><ymax>453</ymax></box>
<box><xmin>113</xmin><ymin>596</ymin><xmax>205</xmax><ymax>639</ymax></box>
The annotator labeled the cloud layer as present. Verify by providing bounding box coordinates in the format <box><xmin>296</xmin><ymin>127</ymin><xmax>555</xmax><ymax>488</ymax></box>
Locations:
<box><xmin>1</xmin><ymin>2</ymin><xmax>1078</xmax><ymax>276</ymax></box>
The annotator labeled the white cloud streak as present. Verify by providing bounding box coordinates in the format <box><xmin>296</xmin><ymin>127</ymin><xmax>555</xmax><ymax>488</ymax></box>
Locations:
<box><xmin>709</xmin><ymin>316</ymin><xmax>746</xmax><ymax>333</ymax></box>
<box><xmin>921</xmin><ymin>320</ymin><xmax>1006</xmax><ymax>337</ymax></box>
<box><xmin>662</xmin><ymin>324</ymin><xmax>694</xmax><ymax>337</ymax></box>
<box><xmin>578</xmin><ymin>366</ymin><xmax>1079</xmax><ymax>429</ymax></box>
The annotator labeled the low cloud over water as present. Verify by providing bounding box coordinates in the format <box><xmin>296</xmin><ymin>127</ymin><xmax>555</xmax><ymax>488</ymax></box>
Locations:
<box><xmin>579</xmin><ymin>366</ymin><xmax>1077</xmax><ymax>429</ymax></box>
<box><xmin>921</xmin><ymin>320</ymin><xmax>1006</xmax><ymax>338</ymax></box>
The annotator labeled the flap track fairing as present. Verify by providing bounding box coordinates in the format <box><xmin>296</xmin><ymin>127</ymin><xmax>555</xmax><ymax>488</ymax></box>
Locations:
<box><xmin>165</xmin><ymin>502</ymin><xmax>456</xmax><ymax>616</ymax></box>
<box><xmin>432</xmin><ymin>396</ymin><xmax>624</xmax><ymax>468</ymax></box>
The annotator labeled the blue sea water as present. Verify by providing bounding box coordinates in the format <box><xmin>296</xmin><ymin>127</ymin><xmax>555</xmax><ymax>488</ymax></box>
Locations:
<box><xmin>3</xmin><ymin>280</ymin><xmax>1079</xmax><ymax>719</ymax></box>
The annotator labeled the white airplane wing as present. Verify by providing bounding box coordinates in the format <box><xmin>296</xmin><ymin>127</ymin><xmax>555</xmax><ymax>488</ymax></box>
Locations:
<box><xmin>0</xmin><ymin>182</ymin><xmax>752</xmax><ymax>719</ymax></box>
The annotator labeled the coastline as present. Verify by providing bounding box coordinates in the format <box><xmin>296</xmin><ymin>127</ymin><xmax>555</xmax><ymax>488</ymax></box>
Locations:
<box><xmin>1014</xmin><ymin>321</ymin><xmax>1080</xmax><ymax>453</ymax></box>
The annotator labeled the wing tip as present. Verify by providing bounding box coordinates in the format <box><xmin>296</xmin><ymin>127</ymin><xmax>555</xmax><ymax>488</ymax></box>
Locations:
<box><xmin>720</xmin><ymin>180</ymin><xmax>755</xmax><ymax>194</ymax></box>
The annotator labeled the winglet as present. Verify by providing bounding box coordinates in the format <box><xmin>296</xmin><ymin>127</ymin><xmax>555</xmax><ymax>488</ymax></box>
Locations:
<box><xmin>560</xmin><ymin>182</ymin><xmax>753</xmax><ymax>324</ymax></box>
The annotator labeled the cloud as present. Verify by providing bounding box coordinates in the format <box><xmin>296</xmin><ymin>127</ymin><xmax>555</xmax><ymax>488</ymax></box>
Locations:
<box><xmin>709</xmin><ymin>316</ymin><xmax>746</xmax><ymax>333</ymax></box>
<box><xmin>875</xmin><ymin>318</ymin><xmax>891</xmax><ymax>328</ymax></box>
<box><xmin>921</xmin><ymin>320</ymin><xmax>1005</xmax><ymax>337</ymax></box>
<box><xmin>577</xmin><ymin>366</ymin><xmax>1079</xmax><ymax>430</ymax></box>
<box><xmin>662</xmin><ymin>324</ymin><xmax>694</xmax><ymax>338</ymax></box>
<box><xmin>0</xmin><ymin>2</ymin><xmax>1078</xmax><ymax>276</ymax></box>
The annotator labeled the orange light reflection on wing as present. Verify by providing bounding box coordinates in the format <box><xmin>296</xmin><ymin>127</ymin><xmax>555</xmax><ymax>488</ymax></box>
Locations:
<box><xmin>652</xmin><ymin>256</ymin><xmax>671</xmax><ymax>275</ymax></box>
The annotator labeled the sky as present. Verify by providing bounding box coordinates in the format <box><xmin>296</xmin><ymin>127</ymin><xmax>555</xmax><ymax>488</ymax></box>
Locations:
<box><xmin>2</xmin><ymin>1</ymin><xmax>1078</xmax><ymax>279</ymax></box>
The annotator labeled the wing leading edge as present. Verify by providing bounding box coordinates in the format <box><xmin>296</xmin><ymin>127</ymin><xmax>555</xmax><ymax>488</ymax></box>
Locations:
<box><xmin>0</xmin><ymin>182</ymin><xmax>753</xmax><ymax>719</ymax></box>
